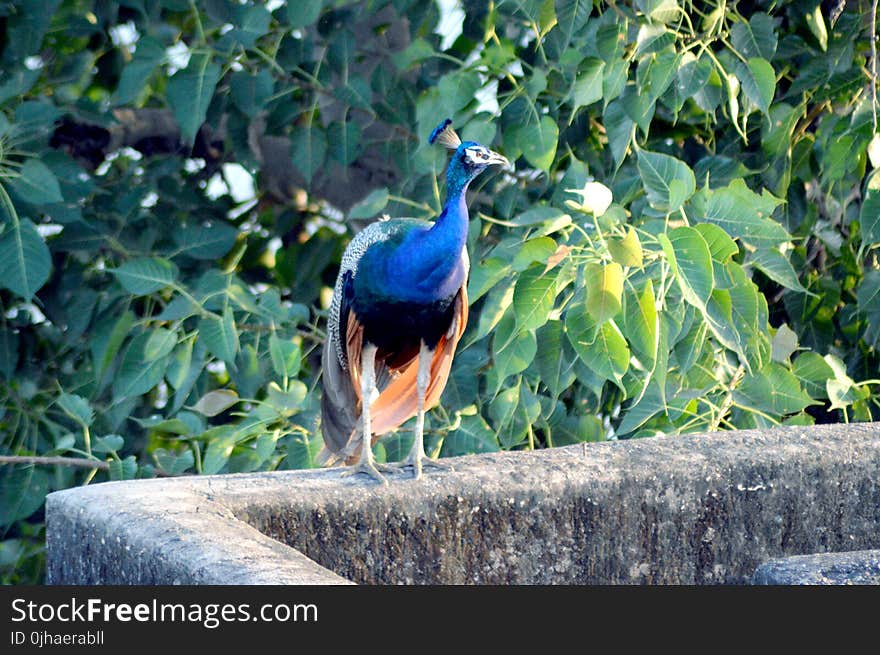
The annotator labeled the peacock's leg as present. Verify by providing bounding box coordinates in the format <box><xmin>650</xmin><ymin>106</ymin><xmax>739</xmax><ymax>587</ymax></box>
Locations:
<box><xmin>401</xmin><ymin>340</ymin><xmax>452</xmax><ymax>479</ymax></box>
<box><xmin>341</xmin><ymin>342</ymin><xmax>389</xmax><ymax>485</ymax></box>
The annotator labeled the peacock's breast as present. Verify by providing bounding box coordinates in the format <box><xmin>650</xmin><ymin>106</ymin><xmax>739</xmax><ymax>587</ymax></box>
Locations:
<box><xmin>352</xmin><ymin>292</ymin><xmax>458</xmax><ymax>351</ymax></box>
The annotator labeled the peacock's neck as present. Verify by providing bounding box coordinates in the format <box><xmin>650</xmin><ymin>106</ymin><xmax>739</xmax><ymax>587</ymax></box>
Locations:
<box><xmin>430</xmin><ymin>180</ymin><xmax>470</xmax><ymax>251</ymax></box>
<box><xmin>386</xmin><ymin>179</ymin><xmax>470</xmax><ymax>302</ymax></box>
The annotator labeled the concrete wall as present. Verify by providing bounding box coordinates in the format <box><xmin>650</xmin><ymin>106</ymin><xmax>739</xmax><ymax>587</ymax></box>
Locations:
<box><xmin>46</xmin><ymin>423</ymin><xmax>880</xmax><ymax>584</ymax></box>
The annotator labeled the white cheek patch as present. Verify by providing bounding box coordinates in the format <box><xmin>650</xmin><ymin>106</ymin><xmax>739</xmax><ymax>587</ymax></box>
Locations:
<box><xmin>464</xmin><ymin>147</ymin><xmax>488</xmax><ymax>165</ymax></box>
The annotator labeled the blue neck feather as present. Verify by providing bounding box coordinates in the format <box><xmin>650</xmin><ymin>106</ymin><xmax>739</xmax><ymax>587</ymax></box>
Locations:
<box><xmin>384</xmin><ymin>147</ymin><xmax>479</xmax><ymax>302</ymax></box>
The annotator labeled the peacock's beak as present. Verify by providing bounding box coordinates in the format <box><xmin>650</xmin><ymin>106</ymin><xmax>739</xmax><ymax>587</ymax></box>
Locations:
<box><xmin>486</xmin><ymin>149</ymin><xmax>511</xmax><ymax>169</ymax></box>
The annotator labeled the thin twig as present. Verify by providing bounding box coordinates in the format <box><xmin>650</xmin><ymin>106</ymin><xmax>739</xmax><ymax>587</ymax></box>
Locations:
<box><xmin>871</xmin><ymin>0</ymin><xmax>878</xmax><ymax>132</ymax></box>
<box><xmin>0</xmin><ymin>455</ymin><xmax>108</xmax><ymax>470</ymax></box>
<box><xmin>0</xmin><ymin>455</ymin><xmax>175</xmax><ymax>477</ymax></box>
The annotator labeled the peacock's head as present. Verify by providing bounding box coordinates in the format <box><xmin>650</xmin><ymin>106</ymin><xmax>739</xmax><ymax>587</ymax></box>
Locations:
<box><xmin>429</xmin><ymin>119</ymin><xmax>509</xmax><ymax>184</ymax></box>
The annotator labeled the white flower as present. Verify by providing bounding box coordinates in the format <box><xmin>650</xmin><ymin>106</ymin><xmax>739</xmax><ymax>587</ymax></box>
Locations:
<box><xmin>868</xmin><ymin>133</ymin><xmax>880</xmax><ymax>170</ymax></box>
<box><xmin>566</xmin><ymin>181</ymin><xmax>613</xmax><ymax>217</ymax></box>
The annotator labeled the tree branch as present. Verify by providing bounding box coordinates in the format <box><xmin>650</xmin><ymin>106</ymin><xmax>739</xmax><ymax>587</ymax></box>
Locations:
<box><xmin>0</xmin><ymin>455</ymin><xmax>108</xmax><ymax>470</ymax></box>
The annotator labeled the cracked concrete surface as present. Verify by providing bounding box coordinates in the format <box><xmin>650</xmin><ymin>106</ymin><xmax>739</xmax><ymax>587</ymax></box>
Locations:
<box><xmin>46</xmin><ymin>423</ymin><xmax>880</xmax><ymax>584</ymax></box>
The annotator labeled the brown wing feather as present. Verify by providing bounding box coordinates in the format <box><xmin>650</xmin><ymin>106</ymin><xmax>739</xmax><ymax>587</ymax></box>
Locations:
<box><xmin>369</xmin><ymin>284</ymin><xmax>469</xmax><ymax>439</ymax></box>
<box><xmin>327</xmin><ymin>284</ymin><xmax>470</xmax><ymax>466</ymax></box>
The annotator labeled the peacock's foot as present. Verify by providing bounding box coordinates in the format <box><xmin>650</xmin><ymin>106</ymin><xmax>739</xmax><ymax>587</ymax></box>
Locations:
<box><xmin>340</xmin><ymin>459</ymin><xmax>393</xmax><ymax>485</ymax></box>
<box><xmin>397</xmin><ymin>452</ymin><xmax>453</xmax><ymax>480</ymax></box>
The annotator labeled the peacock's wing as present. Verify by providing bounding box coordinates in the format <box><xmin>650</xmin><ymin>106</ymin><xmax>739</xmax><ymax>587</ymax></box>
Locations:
<box><xmin>318</xmin><ymin>218</ymin><xmax>431</xmax><ymax>465</ymax></box>
<box><xmin>367</xmin><ymin>279</ymin><xmax>469</xmax><ymax>439</ymax></box>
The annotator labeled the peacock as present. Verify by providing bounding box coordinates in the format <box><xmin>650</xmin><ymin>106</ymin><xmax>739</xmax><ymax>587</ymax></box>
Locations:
<box><xmin>319</xmin><ymin>119</ymin><xmax>509</xmax><ymax>484</ymax></box>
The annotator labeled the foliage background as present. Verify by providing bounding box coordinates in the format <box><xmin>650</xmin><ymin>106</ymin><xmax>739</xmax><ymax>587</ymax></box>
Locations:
<box><xmin>2</xmin><ymin>0</ymin><xmax>879</xmax><ymax>583</ymax></box>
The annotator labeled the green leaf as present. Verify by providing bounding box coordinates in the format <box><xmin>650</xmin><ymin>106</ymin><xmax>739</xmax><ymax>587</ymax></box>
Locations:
<box><xmin>513</xmin><ymin>264</ymin><xmax>557</xmax><ymax>331</ymax></box>
<box><xmin>730</xmin><ymin>13</ymin><xmax>777</xmax><ymax>61</ymax></box>
<box><xmin>0</xmin><ymin>69</ymin><xmax>40</xmax><ymax>105</ymax></box>
<box><xmin>564</xmin><ymin>300</ymin><xmax>598</xmax><ymax>353</ymax></box>
<box><xmin>535</xmin><ymin>320</ymin><xmax>576</xmax><ymax>400</ymax></box>
<box><xmin>0</xmin><ymin>468</ymin><xmax>49</xmax><ymax>525</ymax></box>
<box><xmin>694</xmin><ymin>223</ymin><xmax>739</xmax><ymax>262</ymax></box>
<box><xmin>290</xmin><ymin>125</ymin><xmax>327</xmax><ymax>184</ymax></box>
<box><xmin>286</xmin><ymin>0</ymin><xmax>323</xmax><ymax>28</ymax></box>
<box><xmin>166</xmin><ymin>339</ymin><xmax>194</xmax><ymax>390</ymax></box>
<box><xmin>438</xmin><ymin>71</ymin><xmax>482</xmax><ymax>115</ymax></box>
<box><xmin>489</xmin><ymin>381</ymin><xmax>520</xmax><ymax>441</ymax></box>
<box><xmin>349</xmin><ymin>188</ymin><xmax>389</xmax><ymax>220</ymax></box>
<box><xmin>637</xmin><ymin>0</ymin><xmax>680</xmax><ymax>24</ymax></box>
<box><xmin>154</xmin><ymin>448</ymin><xmax>195</xmax><ymax>475</ymax></box>
<box><xmin>636</xmin><ymin>23</ymin><xmax>673</xmax><ymax>56</ymax></box>
<box><xmin>805</xmin><ymin>4</ymin><xmax>828</xmax><ymax>52</ymax></box>
<box><xmin>570</xmin><ymin>58</ymin><xmax>604</xmax><ymax>118</ymax></box>
<box><xmin>604</xmin><ymin>100</ymin><xmax>635</xmax><ymax>169</ymax></box>
<box><xmin>200</xmin><ymin>305</ymin><xmax>238</xmax><ymax>363</ymax></box>
<box><xmin>202</xmin><ymin>431</ymin><xmax>236</xmax><ymax>475</ymax></box>
<box><xmin>173</xmin><ymin>222</ymin><xmax>239</xmax><ymax>260</ymax></box>
<box><xmin>822</xmin><ymin>354</ymin><xmax>864</xmax><ymax>411</ymax></box>
<box><xmin>468</xmin><ymin>257</ymin><xmax>510</xmax><ymax>302</ymax></box>
<box><xmin>735</xmin><ymin>362</ymin><xmax>816</xmax><ymax>415</ymax></box>
<box><xmin>327</xmin><ymin>121</ymin><xmax>361</xmax><ymax>166</ymax></box>
<box><xmin>511</xmin><ymin>206</ymin><xmax>569</xmax><ymax>226</ymax></box>
<box><xmin>736</xmin><ymin>57</ymin><xmax>775</xmax><ymax>116</ymax></box>
<box><xmin>112</xmin><ymin>332</ymin><xmax>170</xmax><ymax>399</ymax></box>
<box><xmin>512</xmin><ymin>237</ymin><xmax>557</xmax><ymax>272</ymax></box>
<box><xmin>555</xmin><ymin>0</ymin><xmax>592</xmax><ymax>49</ymax></box>
<box><xmin>616</xmin><ymin>381</ymin><xmax>665</xmax><ymax>435</ymax></box>
<box><xmin>491</xmin><ymin>316</ymin><xmax>537</xmax><ymax>389</ymax></box>
<box><xmin>748</xmin><ymin>248</ymin><xmax>809</xmax><ymax>293</ymax></box>
<box><xmin>110</xmin><ymin>257</ymin><xmax>178</xmax><ymax>295</ymax></box>
<box><xmin>608</xmin><ymin>227</ymin><xmax>643</xmax><ymax>268</ymax></box>
<box><xmin>860</xmin><ymin>188</ymin><xmax>880</xmax><ymax>245</ymax></box>
<box><xmin>269</xmin><ymin>333</ymin><xmax>301</xmax><ymax>378</ymax></box>
<box><xmin>225</xmin><ymin>4</ymin><xmax>271</xmax><ymax>49</ymax></box>
<box><xmin>266</xmin><ymin>380</ymin><xmax>307</xmax><ymax>414</ymax></box>
<box><xmin>0</xmin><ymin>328</ymin><xmax>19</xmax><ymax>378</ymax></box>
<box><xmin>471</xmin><ymin>277</ymin><xmax>515</xmax><ymax>343</ymax></box>
<box><xmin>0</xmin><ymin>217</ymin><xmax>51</xmax><ymax>299</ymax></box>
<box><xmin>674</xmin><ymin>52</ymin><xmax>711</xmax><ymax>107</ymax></box>
<box><xmin>91</xmin><ymin>310</ymin><xmax>135</xmax><ymax>383</ymax></box>
<box><xmin>134</xmin><ymin>412</ymin><xmax>203</xmax><ymax>436</ymax></box>
<box><xmin>441</xmin><ymin>414</ymin><xmax>500</xmax><ymax>456</ymax></box>
<box><xmin>621</xmin><ymin>85</ymin><xmax>655</xmax><ymax>137</ymax></box>
<box><xmin>144</xmin><ymin>328</ymin><xmax>177</xmax><ymax>360</ymax></box>
<box><xmin>771</xmin><ymin>324</ymin><xmax>799</xmax><ymax>363</ymax></box>
<box><xmin>192</xmin><ymin>389</ymin><xmax>240</xmax><ymax>417</ymax></box>
<box><xmin>230</xmin><ymin>69</ymin><xmax>274</xmax><ymax>118</ymax></box>
<box><xmin>113</xmin><ymin>36</ymin><xmax>164</xmax><ymax>105</ymax></box>
<box><xmin>584</xmin><ymin>262</ymin><xmax>623</xmax><ymax>324</ymax></box>
<box><xmin>704</xmin><ymin>264</ymin><xmax>770</xmax><ymax>373</ymax></box>
<box><xmin>659</xmin><ymin>226</ymin><xmax>714</xmax><ymax>309</ymax></box>
<box><xmin>673</xmin><ymin>318</ymin><xmax>707</xmax><ymax>375</ymax></box>
<box><xmin>624</xmin><ymin>280</ymin><xmax>658</xmax><ymax>366</ymax></box>
<box><xmin>637</xmin><ymin>149</ymin><xmax>695</xmax><ymax>211</ymax></box>
<box><xmin>393</xmin><ymin>38</ymin><xmax>435</xmax><ymax>70</ymax></box>
<box><xmin>702</xmin><ymin>180</ymin><xmax>788</xmax><ymax>248</ymax></box>
<box><xmin>642</xmin><ymin>48</ymin><xmax>679</xmax><ymax>102</ymax></box>
<box><xmin>576</xmin><ymin>319</ymin><xmax>630</xmax><ymax>386</ymax></box>
<box><xmin>92</xmin><ymin>434</ymin><xmax>125</xmax><ymax>454</ymax></box>
<box><xmin>9</xmin><ymin>159</ymin><xmax>63</xmax><ymax>205</ymax></box>
<box><xmin>57</xmin><ymin>392</ymin><xmax>94</xmax><ymax>427</ymax></box>
<box><xmin>166</xmin><ymin>54</ymin><xmax>221</xmax><ymax>145</ymax></box>
<box><xmin>515</xmin><ymin>115</ymin><xmax>558</xmax><ymax>171</ymax></box>
<box><xmin>792</xmin><ymin>351</ymin><xmax>834</xmax><ymax>400</ymax></box>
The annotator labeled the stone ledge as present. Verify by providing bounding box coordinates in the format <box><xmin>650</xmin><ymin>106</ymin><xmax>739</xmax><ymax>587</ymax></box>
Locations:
<box><xmin>752</xmin><ymin>550</ymin><xmax>880</xmax><ymax>585</ymax></box>
<box><xmin>46</xmin><ymin>423</ymin><xmax>880</xmax><ymax>584</ymax></box>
